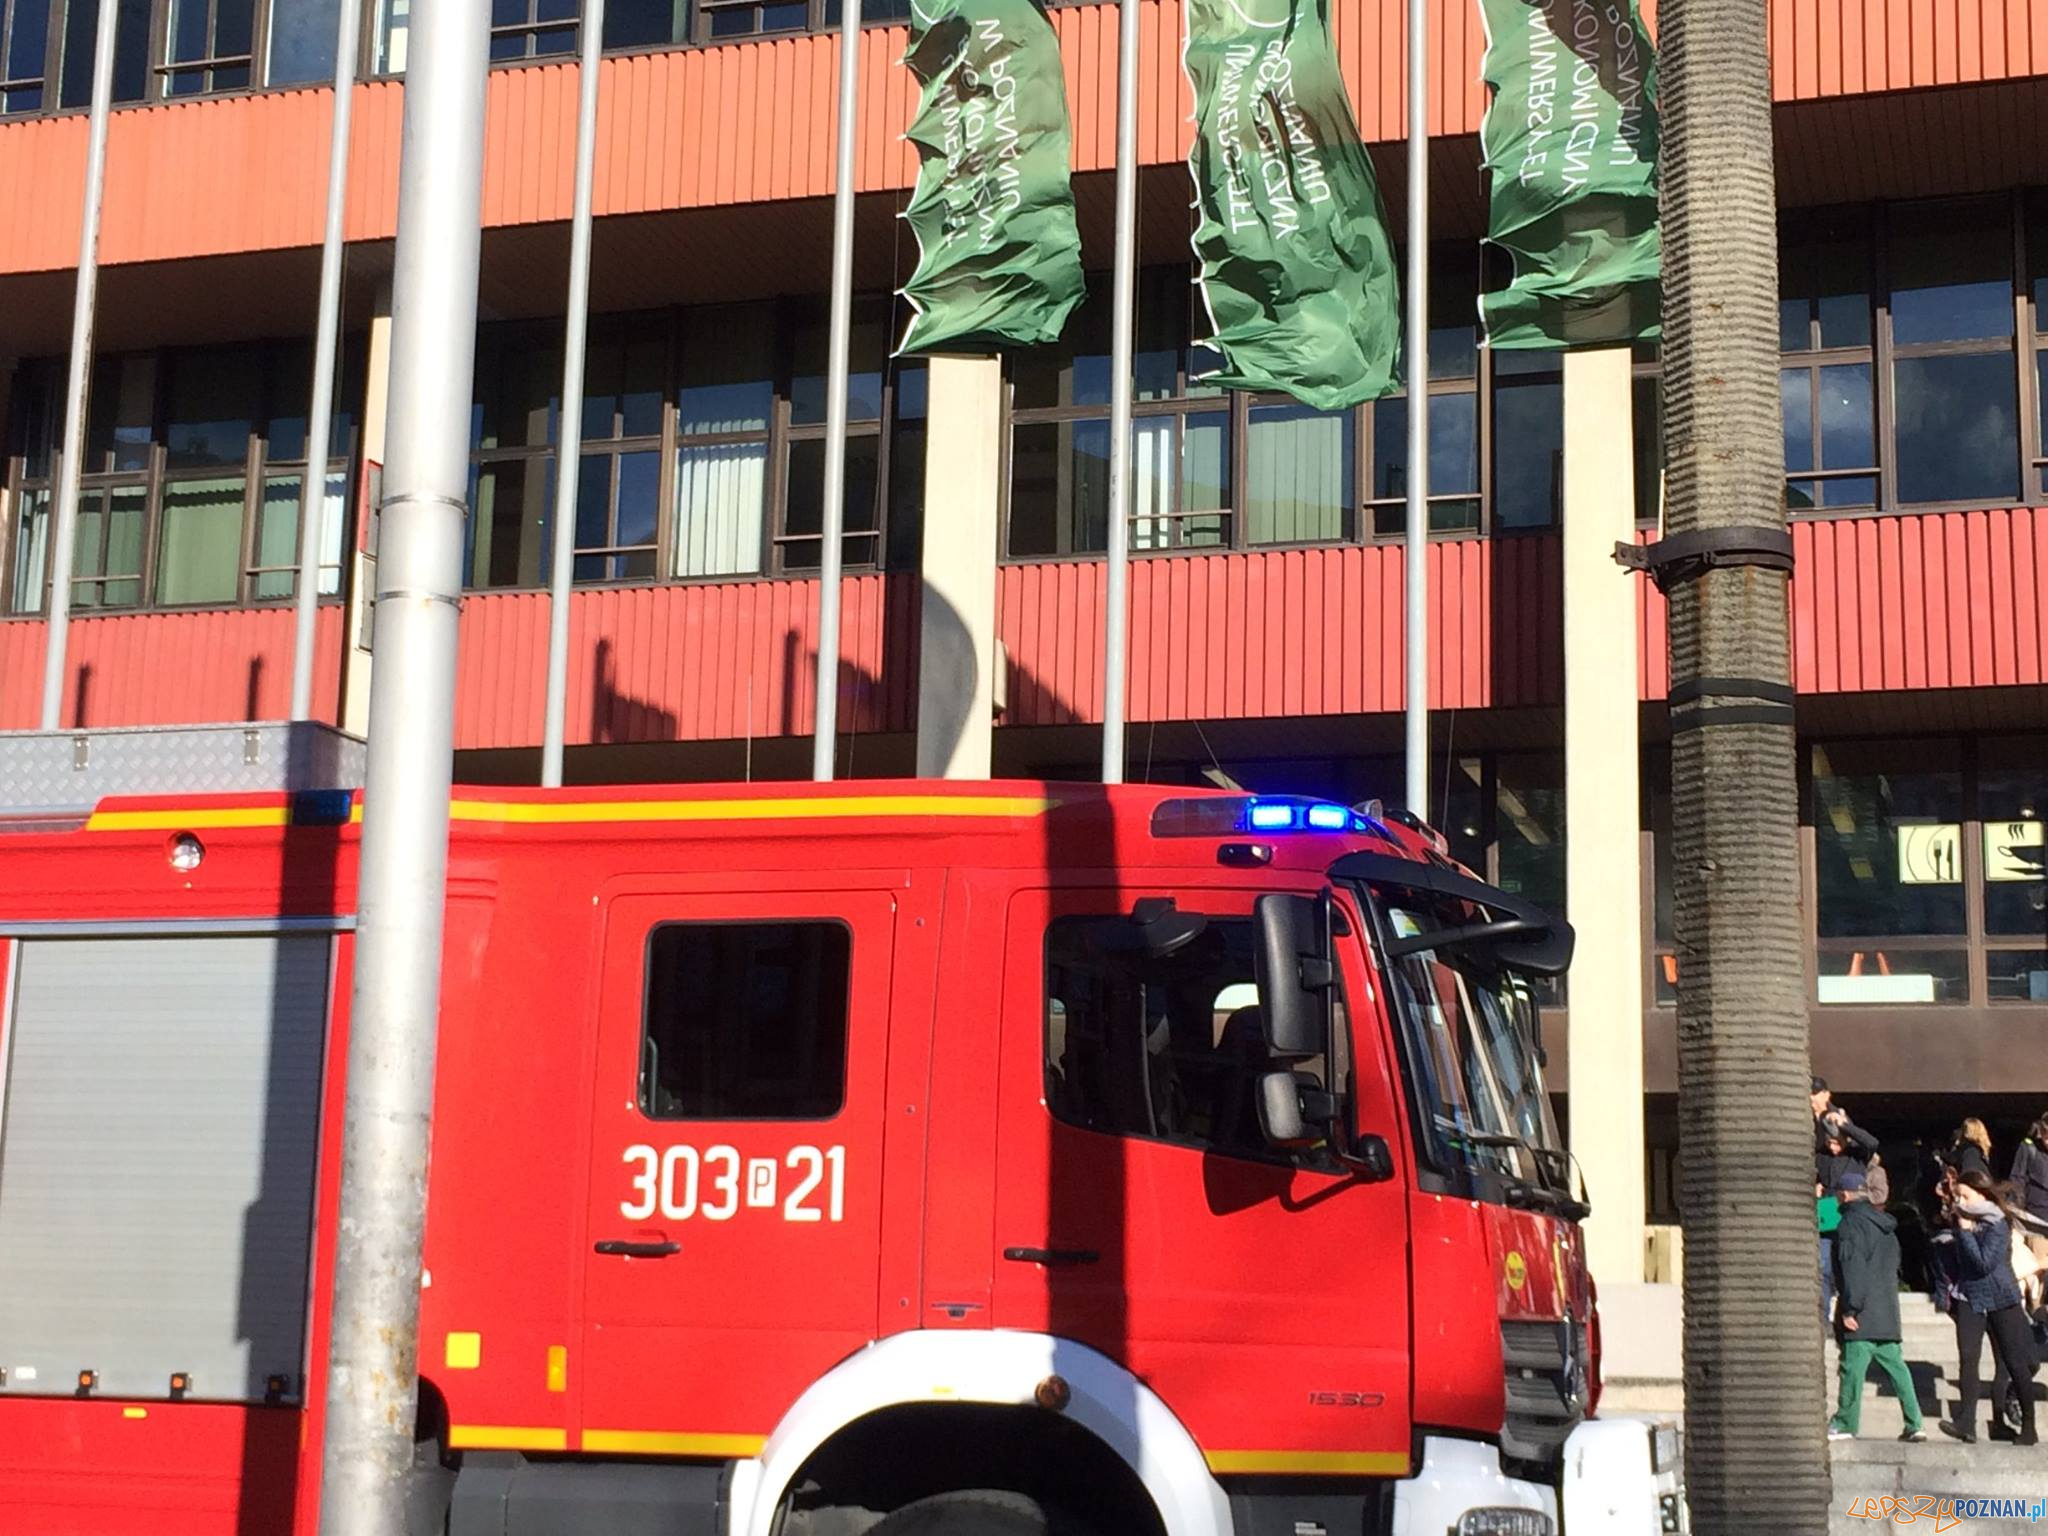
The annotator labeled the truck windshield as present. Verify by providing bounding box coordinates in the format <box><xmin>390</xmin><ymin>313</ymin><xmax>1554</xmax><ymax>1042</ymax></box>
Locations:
<box><xmin>1366</xmin><ymin>889</ymin><xmax>1568</xmax><ymax>1196</ymax></box>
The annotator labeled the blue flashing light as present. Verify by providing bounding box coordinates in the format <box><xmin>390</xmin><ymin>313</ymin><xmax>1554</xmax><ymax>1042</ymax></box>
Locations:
<box><xmin>1306</xmin><ymin>803</ymin><xmax>1352</xmax><ymax>831</ymax></box>
<box><xmin>1247</xmin><ymin>802</ymin><xmax>1298</xmax><ymax>832</ymax></box>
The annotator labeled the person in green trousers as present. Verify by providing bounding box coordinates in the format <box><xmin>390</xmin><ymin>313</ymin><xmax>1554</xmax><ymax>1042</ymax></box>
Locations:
<box><xmin>1829</xmin><ymin>1167</ymin><xmax>1928</xmax><ymax>1442</ymax></box>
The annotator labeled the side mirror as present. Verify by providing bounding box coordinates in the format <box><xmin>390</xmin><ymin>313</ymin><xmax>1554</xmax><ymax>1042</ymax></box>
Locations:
<box><xmin>1256</xmin><ymin>1070</ymin><xmax>1338</xmax><ymax>1149</ymax></box>
<box><xmin>1253</xmin><ymin>893</ymin><xmax>1332</xmax><ymax>1060</ymax></box>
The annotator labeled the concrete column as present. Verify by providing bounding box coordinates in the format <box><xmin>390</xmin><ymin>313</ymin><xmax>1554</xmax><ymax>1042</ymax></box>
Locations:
<box><xmin>1562</xmin><ymin>345</ymin><xmax>1647</xmax><ymax>1291</ymax></box>
<box><xmin>914</xmin><ymin>353</ymin><xmax>1002</xmax><ymax>779</ymax></box>
<box><xmin>340</xmin><ymin>289</ymin><xmax>395</xmax><ymax>739</ymax></box>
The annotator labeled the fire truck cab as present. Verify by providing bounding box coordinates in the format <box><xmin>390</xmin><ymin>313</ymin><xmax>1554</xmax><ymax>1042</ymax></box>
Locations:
<box><xmin>0</xmin><ymin>757</ymin><xmax>1679</xmax><ymax>1536</ymax></box>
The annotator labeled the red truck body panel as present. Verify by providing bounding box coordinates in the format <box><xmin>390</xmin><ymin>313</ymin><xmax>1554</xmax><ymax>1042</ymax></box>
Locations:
<box><xmin>0</xmin><ymin>779</ymin><xmax>1588</xmax><ymax>1533</ymax></box>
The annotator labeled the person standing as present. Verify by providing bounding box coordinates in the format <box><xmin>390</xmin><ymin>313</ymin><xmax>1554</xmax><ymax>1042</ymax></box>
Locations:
<box><xmin>1940</xmin><ymin>1171</ymin><xmax>2039</xmax><ymax>1446</ymax></box>
<box><xmin>2008</xmin><ymin>1115</ymin><xmax>2048</xmax><ymax>1266</ymax></box>
<box><xmin>1828</xmin><ymin>1169</ymin><xmax>1928</xmax><ymax>1442</ymax></box>
<box><xmin>1944</xmin><ymin>1118</ymin><xmax>1994</xmax><ymax>1184</ymax></box>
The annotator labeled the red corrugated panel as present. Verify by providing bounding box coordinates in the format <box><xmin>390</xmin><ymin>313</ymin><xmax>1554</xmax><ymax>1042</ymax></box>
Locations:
<box><xmin>0</xmin><ymin>607</ymin><xmax>345</xmax><ymax>729</ymax></box>
<box><xmin>996</xmin><ymin>538</ymin><xmax>1563</xmax><ymax>727</ymax></box>
<box><xmin>449</xmin><ymin>575</ymin><xmax>916</xmax><ymax>749</ymax></box>
<box><xmin>14</xmin><ymin>0</ymin><xmax>2039</xmax><ymax>275</ymax></box>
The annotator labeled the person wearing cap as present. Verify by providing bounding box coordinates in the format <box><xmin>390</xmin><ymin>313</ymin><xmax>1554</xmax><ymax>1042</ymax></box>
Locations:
<box><xmin>1829</xmin><ymin>1167</ymin><xmax>1927</xmax><ymax>1442</ymax></box>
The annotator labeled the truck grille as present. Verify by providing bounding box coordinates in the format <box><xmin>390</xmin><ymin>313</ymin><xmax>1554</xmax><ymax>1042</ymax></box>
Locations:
<box><xmin>1499</xmin><ymin>1319</ymin><xmax>1589</xmax><ymax>1472</ymax></box>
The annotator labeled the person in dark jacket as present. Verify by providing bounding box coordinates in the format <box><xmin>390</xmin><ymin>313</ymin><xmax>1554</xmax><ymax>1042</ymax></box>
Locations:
<box><xmin>1943</xmin><ymin>1118</ymin><xmax>1994</xmax><ymax>1184</ymax></box>
<box><xmin>1829</xmin><ymin>1170</ymin><xmax>1928</xmax><ymax>1441</ymax></box>
<box><xmin>2009</xmin><ymin>1115</ymin><xmax>2048</xmax><ymax>1266</ymax></box>
<box><xmin>1940</xmin><ymin>1171</ymin><xmax>2039</xmax><ymax>1445</ymax></box>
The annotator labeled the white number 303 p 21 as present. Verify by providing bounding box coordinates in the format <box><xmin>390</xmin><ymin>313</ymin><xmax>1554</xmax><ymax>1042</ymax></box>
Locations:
<box><xmin>620</xmin><ymin>1144</ymin><xmax>845</xmax><ymax>1224</ymax></box>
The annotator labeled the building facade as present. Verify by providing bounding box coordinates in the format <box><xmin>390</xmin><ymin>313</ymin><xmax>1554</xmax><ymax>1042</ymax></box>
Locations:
<box><xmin>0</xmin><ymin>0</ymin><xmax>2044</xmax><ymax>1290</ymax></box>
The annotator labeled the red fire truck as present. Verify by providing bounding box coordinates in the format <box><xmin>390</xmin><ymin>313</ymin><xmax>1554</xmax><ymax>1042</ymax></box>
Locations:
<box><xmin>0</xmin><ymin>767</ymin><xmax>1679</xmax><ymax>1536</ymax></box>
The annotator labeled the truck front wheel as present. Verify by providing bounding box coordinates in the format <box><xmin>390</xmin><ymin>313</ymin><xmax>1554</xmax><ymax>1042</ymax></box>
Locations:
<box><xmin>865</xmin><ymin>1489</ymin><xmax>1096</xmax><ymax>1536</ymax></box>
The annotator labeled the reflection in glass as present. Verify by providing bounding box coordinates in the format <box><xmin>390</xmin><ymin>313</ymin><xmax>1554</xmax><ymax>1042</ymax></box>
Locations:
<box><xmin>1988</xmin><ymin>952</ymin><xmax>2048</xmax><ymax>1004</ymax></box>
<box><xmin>1893</xmin><ymin>353</ymin><xmax>2019</xmax><ymax>504</ymax></box>
<box><xmin>1811</xmin><ymin>740</ymin><xmax>1967</xmax><ymax>939</ymax></box>
<box><xmin>467</xmin><ymin>458</ymin><xmax>552</xmax><ymax>589</ymax></box>
<box><xmin>1979</xmin><ymin>737</ymin><xmax>2048</xmax><ymax>937</ymax></box>
<box><xmin>1493</xmin><ymin>376</ymin><xmax>1562</xmax><ymax>529</ymax></box>
<box><xmin>782</xmin><ymin>436</ymin><xmax>880</xmax><ymax>570</ymax></box>
<box><xmin>253</xmin><ymin>473</ymin><xmax>346</xmax><ymax>598</ymax></box>
<box><xmin>1816</xmin><ymin>947</ymin><xmax>1969</xmax><ymax>1005</ymax></box>
<box><xmin>1889</xmin><ymin>200</ymin><xmax>2013</xmax><ymax>344</ymax></box>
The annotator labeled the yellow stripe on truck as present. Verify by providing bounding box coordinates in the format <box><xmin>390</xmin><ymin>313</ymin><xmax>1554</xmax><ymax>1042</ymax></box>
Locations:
<box><xmin>447</xmin><ymin>1424</ymin><xmax>569</xmax><ymax>1452</ymax></box>
<box><xmin>580</xmin><ymin>1429</ymin><xmax>768</xmax><ymax>1457</ymax></box>
<box><xmin>85</xmin><ymin>805</ymin><xmax>295</xmax><ymax>832</ymax></box>
<box><xmin>1203</xmin><ymin>1449</ymin><xmax>1411</xmax><ymax>1476</ymax></box>
<box><xmin>448</xmin><ymin>794</ymin><xmax>1056</xmax><ymax>826</ymax></box>
<box><xmin>86</xmin><ymin>794</ymin><xmax>1052</xmax><ymax>834</ymax></box>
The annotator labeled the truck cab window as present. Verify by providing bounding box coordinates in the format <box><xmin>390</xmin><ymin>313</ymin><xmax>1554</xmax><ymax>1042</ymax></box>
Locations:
<box><xmin>1375</xmin><ymin>899</ymin><xmax>1563</xmax><ymax>1189</ymax></box>
<box><xmin>1044</xmin><ymin>913</ymin><xmax>1341</xmax><ymax>1161</ymax></box>
<box><xmin>640</xmin><ymin>921</ymin><xmax>850</xmax><ymax>1120</ymax></box>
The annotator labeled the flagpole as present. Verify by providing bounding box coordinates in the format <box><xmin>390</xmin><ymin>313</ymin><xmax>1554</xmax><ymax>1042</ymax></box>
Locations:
<box><xmin>1099</xmin><ymin>0</ymin><xmax>1140</xmax><ymax>785</ymax></box>
<box><xmin>1402</xmin><ymin>0</ymin><xmax>1429</xmax><ymax>815</ymax></box>
<box><xmin>540</xmin><ymin>0</ymin><xmax>607</xmax><ymax>788</ymax></box>
<box><xmin>812</xmin><ymin>0</ymin><xmax>861</xmax><ymax>782</ymax></box>
<box><xmin>288</xmin><ymin>0</ymin><xmax>367</xmax><ymax>722</ymax></box>
<box><xmin>36</xmin><ymin>0</ymin><xmax>119</xmax><ymax>730</ymax></box>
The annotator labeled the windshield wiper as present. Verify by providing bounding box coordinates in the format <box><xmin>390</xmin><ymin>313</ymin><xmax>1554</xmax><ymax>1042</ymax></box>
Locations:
<box><xmin>1456</xmin><ymin>1129</ymin><xmax>1592</xmax><ymax>1221</ymax></box>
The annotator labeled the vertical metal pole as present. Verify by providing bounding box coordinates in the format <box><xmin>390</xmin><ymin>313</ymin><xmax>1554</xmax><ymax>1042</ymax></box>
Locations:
<box><xmin>540</xmin><ymin>0</ymin><xmax>607</xmax><ymax>787</ymax></box>
<box><xmin>36</xmin><ymin>0</ymin><xmax>121</xmax><ymax>730</ymax></box>
<box><xmin>1098</xmin><ymin>0</ymin><xmax>1139</xmax><ymax>785</ymax></box>
<box><xmin>1401</xmin><ymin>0</ymin><xmax>1429</xmax><ymax>815</ymax></box>
<box><xmin>810</xmin><ymin>0</ymin><xmax>860</xmax><ymax>781</ymax></box>
<box><xmin>314</xmin><ymin>0</ymin><xmax>489</xmax><ymax>1523</ymax></box>
<box><xmin>289</xmin><ymin>0</ymin><xmax>368</xmax><ymax>721</ymax></box>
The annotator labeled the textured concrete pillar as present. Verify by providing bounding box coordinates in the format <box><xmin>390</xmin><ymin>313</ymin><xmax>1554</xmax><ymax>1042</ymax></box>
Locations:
<box><xmin>1562</xmin><ymin>345</ymin><xmax>1647</xmax><ymax>1290</ymax></box>
<box><xmin>914</xmin><ymin>354</ymin><xmax>1002</xmax><ymax>779</ymax></box>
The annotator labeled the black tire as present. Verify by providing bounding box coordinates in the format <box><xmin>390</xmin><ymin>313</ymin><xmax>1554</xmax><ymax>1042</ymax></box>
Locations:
<box><xmin>865</xmin><ymin>1490</ymin><xmax>1089</xmax><ymax>1536</ymax></box>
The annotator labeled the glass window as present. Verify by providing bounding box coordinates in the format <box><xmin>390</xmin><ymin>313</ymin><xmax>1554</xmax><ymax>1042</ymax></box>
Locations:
<box><xmin>265</xmin><ymin>0</ymin><xmax>338</xmax><ymax>84</ymax></box>
<box><xmin>1780</xmin><ymin>208</ymin><xmax>1874</xmax><ymax>351</ymax></box>
<box><xmin>8</xmin><ymin>487</ymin><xmax>49</xmax><ymax>612</ymax></box>
<box><xmin>1044</xmin><ymin>912</ymin><xmax>1329</xmax><ymax>1162</ymax></box>
<box><xmin>603</xmin><ymin>0</ymin><xmax>682</xmax><ymax>44</ymax></box>
<box><xmin>1633</xmin><ymin>372</ymin><xmax>1662</xmax><ymax>524</ymax></box>
<box><xmin>1889</xmin><ymin>199</ymin><xmax>2013</xmax><ymax>345</ymax></box>
<box><xmin>164</xmin><ymin>0</ymin><xmax>256</xmax><ymax>93</ymax></box>
<box><xmin>1248</xmin><ymin>404</ymin><xmax>1353</xmax><ymax>546</ymax></box>
<box><xmin>1979</xmin><ymin>736</ymin><xmax>2048</xmax><ymax>940</ymax></box>
<box><xmin>640</xmin><ymin>922</ymin><xmax>850</xmax><ymax>1121</ymax></box>
<box><xmin>60</xmin><ymin>0</ymin><xmax>150</xmax><ymax>107</ymax></box>
<box><xmin>252</xmin><ymin>472</ymin><xmax>346</xmax><ymax>599</ymax></box>
<box><xmin>1012</xmin><ymin>271</ymin><xmax>1180</xmax><ymax>411</ymax></box>
<box><xmin>87</xmin><ymin>353</ymin><xmax>159</xmax><ymax>474</ymax></box>
<box><xmin>489</xmin><ymin>0</ymin><xmax>577</xmax><ymax>60</ymax></box>
<box><xmin>1892</xmin><ymin>353</ymin><xmax>2020</xmax><ymax>505</ymax></box>
<box><xmin>1008</xmin><ymin>420</ymin><xmax>1107</xmax><ymax>558</ymax></box>
<box><xmin>70</xmin><ymin>485</ymin><xmax>147</xmax><ymax>608</ymax></box>
<box><xmin>156</xmin><ymin>477</ymin><xmax>248</xmax><ymax>605</ymax></box>
<box><xmin>886</xmin><ymin>362</ymin><xmax>927</xmax><ymax>571</ymax></box>
<box><xmin>1812</xmin><ymin>739</ymin><xmax>1967</xmax><ymax>1004</ymax></box>
<box><xmin>781</xmin><ymin>436</ymin><xmax>880</xmax><ymax>571</ymax></box>
<box><xmin>1495</xmin><ymin>754</ymin><xmax>1565</xmax><ymax>915</ymax></box>
<box><xmin>3</xmin><ymin>0</ymin><xmax>50</xmax><ymax>113</ymax></box>
<box><xmin>466</xmin><ymin>457</ymin><xmax>552</xmax><ymax>589</ymax></box>
<box><xmin>1782</xmin><ymin>361</ymin><xmax>1878</xmax><ymax>510</ymax></box>
<box><xmin>1492</xmin><ymin>353</ymin><xmax>1563</xmax><ymax>530</ymax></box>
<box><xmin>164</xmin><ymin>349</ymin><xmax>259</xmax><ymax>469</ymax></box>
<box><xmin>1369</xmin><ymin>249</ymin><xmax>1481</xmax><ymax>537</ymax></box>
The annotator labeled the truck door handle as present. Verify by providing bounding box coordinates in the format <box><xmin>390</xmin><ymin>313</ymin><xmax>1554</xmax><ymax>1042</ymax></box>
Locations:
<box><xmin>1002</xmin><ymin>1246</ymin><xmax>1100</xmax><ymax>1267</ymax></box>
<box><xmin>594</xmin><ymin>1238</ymin><xmax>681</xmax><ymax>1258</ymax></box>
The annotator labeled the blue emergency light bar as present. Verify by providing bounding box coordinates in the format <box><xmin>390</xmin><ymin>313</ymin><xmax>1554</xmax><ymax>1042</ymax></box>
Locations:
<box><xmin>1150</xmin><ymin>794</ymin><xmax>1377</xmax><ymax>839</ymax></box>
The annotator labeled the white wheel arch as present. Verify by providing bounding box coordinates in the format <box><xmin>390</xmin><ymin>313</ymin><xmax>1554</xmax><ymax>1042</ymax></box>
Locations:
<box><xmin>726</xmin><ymin>1329</ymin><xmax>1233</xmax><ymax>1536</ymax></box>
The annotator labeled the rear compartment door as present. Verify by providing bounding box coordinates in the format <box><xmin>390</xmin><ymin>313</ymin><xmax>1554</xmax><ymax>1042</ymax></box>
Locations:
<box><xmin>578</xmin><ymin>886</ymin><xmax>897</xmax><ymax>1453</ymax></box>
<box><xmin>0</xmin><ymin>933</ymin><xmax>331</xmax><ymax>1404</ymax></box>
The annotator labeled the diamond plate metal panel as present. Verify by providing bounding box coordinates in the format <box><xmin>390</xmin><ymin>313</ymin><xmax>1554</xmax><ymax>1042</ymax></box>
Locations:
<box><xmin>0</xmin><ymin>723</ymin><xmax>365</xmax><ymax>814</ymax></box>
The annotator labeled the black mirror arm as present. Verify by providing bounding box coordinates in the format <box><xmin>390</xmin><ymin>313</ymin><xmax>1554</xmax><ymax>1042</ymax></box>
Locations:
<box><xmin>1382</xmin><ymin>917</ymin><xmax>1541</xmax><ymax>962</ymax></box>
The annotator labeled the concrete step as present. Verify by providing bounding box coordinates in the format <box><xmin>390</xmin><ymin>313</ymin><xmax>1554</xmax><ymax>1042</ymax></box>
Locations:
<box><xmin>1830</xmin><ymin>1437</ymin><xmax>2048</xmax><ymax>1536</ymax></box>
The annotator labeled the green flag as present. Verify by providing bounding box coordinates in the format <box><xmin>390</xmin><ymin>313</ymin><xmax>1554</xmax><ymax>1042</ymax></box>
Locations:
<box><xmin>897</xmin><ymin>0</ymin><xmax>1084</xmax><ymax>355</ymax></box>
<box><xmin>1184</xmin><ymin>0</ymin><xmax>1401</xmax><ymax>411</ymax></box>
<box><xmin>1478</xmin><ymin>0</ymin><xmax>1660</xmax><ymax>348</ymax></box>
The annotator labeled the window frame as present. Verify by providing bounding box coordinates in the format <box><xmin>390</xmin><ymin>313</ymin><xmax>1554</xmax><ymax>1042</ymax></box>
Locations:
<box><xmin>1776</xmin><ymin>192</ymin><xmax>2046</xmax><ymax>519</ymax></box>
<box><xmin>3</xmin><ymin>341</ymin><xmax>357</xmax><ymax>617</ymax></box>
